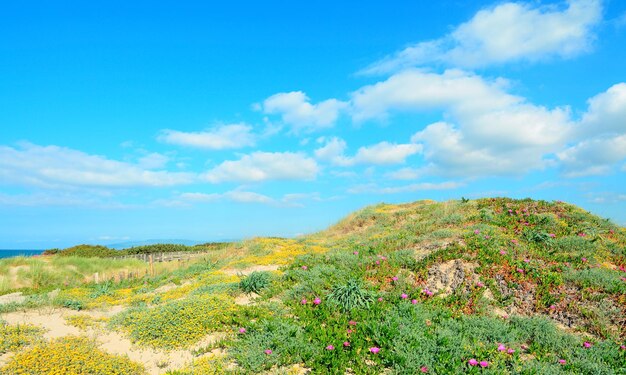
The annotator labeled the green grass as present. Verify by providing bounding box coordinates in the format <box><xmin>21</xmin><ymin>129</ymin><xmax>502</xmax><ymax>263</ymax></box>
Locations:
<box><xmin>1</xmin><ymin>197</ymin><xmax>625</xmax><ymax>374</ymax></box>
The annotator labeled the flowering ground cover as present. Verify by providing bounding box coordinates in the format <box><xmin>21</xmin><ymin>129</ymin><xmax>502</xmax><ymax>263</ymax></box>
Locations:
<box><xmin>0</xmin><ymin>198</ymin><xmax>625</xmax><ymax>374</ymax></box>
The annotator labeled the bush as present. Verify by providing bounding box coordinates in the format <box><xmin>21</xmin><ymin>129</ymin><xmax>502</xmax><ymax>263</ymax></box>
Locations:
<box><xmin>57</xmin><ymin>244</ymin><xmax>118</xmax><ymax>258</ymax></box>
<box><xmin>327</xmin><ymin>279</ymin><xmax>374</xmax><ymax>312</ymax></box>
<box><xmin>240</xmin><ymin>271</ymin><xmax>272</xmax><ymax>294</ymax></box>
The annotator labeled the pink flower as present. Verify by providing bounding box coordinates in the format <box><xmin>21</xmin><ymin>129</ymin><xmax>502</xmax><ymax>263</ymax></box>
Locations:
<box><xmin>479</xmin><ymin>361</ymin><xmax>489</xmax><ymax>368</ymax></box>
<box><xmin>353</xmin><ymin>251</ymin><xmax>359</xmax><ymax>255</ymax></box>
<box><xmin>343</xmin><ymin>341</ymin><xmax>350</xmax><ymax>347</ymax></box>
<box><xmin>621</xmin><ymin>277</ymin><xmax>626</xmax><ymax>282</ymax></box>
<box><xmin>378</xmin><ymin>297</ymin><xmax>384</xmax><ymax>302</ymax></box>
<box><xmin>375</xmin><ymin>260</ymin><xmax>380</xmax><ymax>265</ymax></box>
<box><xmin>620</xmin><ymin>345</ymin><xmax>625</xmax><ymax>350</ymax></box>
<box><xmin>559</xmin><ymin>359</ymin><xmax>566</xmax><ymax>365</ymax></box>
<box><xmin>523</xmin><ymin>259</ymin><xmax>530</xmax><ymax>263</ymax></box>
<box><xmin>264</xmin><ymin>349</ymin><xmax>272</xmax><ymax>355</ymax></box>
<box><xmin>326</xmin><ymin>345</ymin><xmax>334</xmax><ymax>350</ymax></box>
<box><xmin>238</xmin><ymin>328</ymin><xmax>246</xmax><ymax>334</ymax></box>
<box><xmin>468</xmin><ymin>359</ymin><xmax>478</xmax><ymax>366</ymax></box>
<box><xmin>300</xmin><ymin>298</ymin><xmax>307</xmax><ymax>305</ymax></box>
<box><xmin>301</xmin><ymin>265</ymin><xmax>308</xmax><ymax>270</ymax></box>
<box><xmin>549</xmin><ymin>233</ymin><xmax>556</xmax><ymax>238</ymax></box>
<box><xmin>517</xmin><ymin>268</ymin><xmax>524</xmax><ymax>274</ymax></box>
<box><xmin>401</xmin><ymin>293</ymin><xmax>408</xmax><ymax>299</ymax></box>
<box><xmin>474</xmin><ymin>229</ymin><xmax>480</xmax><ymax>234</ymax></box>
<box><xmin>313</xmin><ymin>297</ymin><xmax>321</xmax><ymax>305</ymax></box>
<box><xmin>521</xmin><ymin>344</ymin><xmax>528</xmax><ymax>350</ymax></box>
<box><xmin>346</xmin><ymin>329</ymin><xmax>353</xmax><ymax>334</ymax></box>
<box><xmin>583</xmin><ymin>341</ymin><xmax>592</xmax><ymax>348</ymax></box>
<box><xmin>369</xmin><ymin>347</ymin><xmax>380</xmax><ymax>354</ymax></box>
<box><xmin>578</xmin><ymin>232</ymin><xmax>586</xmax><ymax>237</ymax></box>
<box><xmin>411</xmin><ymin>299</ymin><xmax>418</xmax><ymax>304</ymax></box>
<box><xmin>499</xmin><ymin>250</ymin><xmax>507</xmax><ymax>255</ymax></box>
<box><xmin>476</xmin><ymin>282</ymin><xmax>484</xmax><ymax>287</ymax></box>
<box><xmin>581</xmin><ymin>257</ymin><xmax>587</xmax><ymax>262</ymax></box>
<box><xmin>380</xmin><ymin>256</ymin><xmax>387</xmax><ymax>261</ymax></box>
<box><xmin>507</xmin><ymin>348</ymin><xmax>515</xmax><ymax>355</ymax></box>
<box><xmin>392</xmin><ymin>276</ymin><xmax>399</xmax><ymax>282</ymax></box>
<box><xmin>549</xmin><ymin>305</ymin><xmax>556</xmax><ymax>310</ymax></box>
<box><xmin>511</xmin><ymin>239</ymin><xmax>519</xmax><ymax>245</ymax></box>
<box><xmin>422</xmin><ymin>289</ymin><xmax>433</xmax><ymax>296</ymax></box>
<box><xmin>484</xmin><ymin>235</ymin><xmax>490</xmax><ymax>239</ymax></box>
<box><xmin>348</xmin><ymin>320</ymin><xmax>357</xmax><ymax>326</ymax></box>
<box><xmin>420</xmin><ymin>366</ymin><xmax>428</xmax><ymax>373</ymax></box>
<box><xmin>497</xmin><ymin>344</ymin><xmax>506</xmax><ymax>352</ymax></box>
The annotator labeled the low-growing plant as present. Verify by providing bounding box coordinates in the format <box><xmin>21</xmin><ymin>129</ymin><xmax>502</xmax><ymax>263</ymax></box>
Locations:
<box><xmin>0</xmin><ymin>336</ymin><xmax>146</xmax><ymax>374</ymax></box>
<box><xmin>240</xmin><ymin>271</ymin><xmax>272</xmax><ymax>294</ymax></box>
<box><xmin>327</xmin><ymin>279</ymin><xmax>374</xmax><ymax>312</ymax></box>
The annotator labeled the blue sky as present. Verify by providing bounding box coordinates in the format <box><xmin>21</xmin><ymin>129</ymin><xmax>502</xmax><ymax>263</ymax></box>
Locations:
<box><xmin>1</xmin><ymin>0</ymin><xmax>626</xmax><ymax>249</ymax></box>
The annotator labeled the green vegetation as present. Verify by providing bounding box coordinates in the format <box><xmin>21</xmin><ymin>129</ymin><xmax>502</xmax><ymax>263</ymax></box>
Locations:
<box><xmin>239</xmin><ymin>271</ymin><xmax>272</xmax><ymax>294</ymax></box>
<box><xmin>1</xmin><ymin>198</ymin><xmax>625</xmax><ymax>374</ymax></box>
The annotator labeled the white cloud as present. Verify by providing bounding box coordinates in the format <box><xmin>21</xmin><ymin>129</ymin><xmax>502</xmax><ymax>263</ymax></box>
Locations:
<box><xmin>363</xmin><ymin>0</ymin><xmax>602</xmax><ymax>73</ymax></box>
<box><xmin>158</xmin><ymin>123</ymin><xmax>256</xmax><ymax>150</ymax></box>
<box><xmin>174</xmin><ymin>190</ymin><xmax>329</xmax><ymax>207</ymax></box>
<box><xmin>351</xmin><ymin>69</ymin><xmax>570</xmax><ymax>176</ymax></box>
<box><xmin>558</xmin><ymin>135</ymin><xmax>626</xmax><ymax>177</ymax></box>
<box><xmin>557</xmin><ymin>83</ymin><xmax>626</xmax><ymax>176</ymax></box>
<box><xmin>385</xmin><ymin>167</ymin><xmax>425</xmax><ymax>180</ymax></box>
<box><xmin>353</xmin><ymin>142</ymin><xmax>421</xmax><ymax>165</ymax></box>
<box><xmin>203</xmin><ymin>151</ymin><xmax>319</xmax><ymax>183</ymax></box>
<box><xmin>348</xmin><ymin>181</ymin><xmax>463</xmax><ymax>194</ymax></box>
<box><xmin>579</xmin><ymin>83</ymin><xmax>626</xmax><ymax>136</ymax></box>
<box><xmin>262</xmin><ymin>91</ymin><xmax>348</xmax><ymax>133</ymax></box>
<box><xmin>0</xmin><ymin>143</ymin><xmax>194</xmax><ymax>189</ymax></box>
<box><xmin>314</xmin><ymin>137</ymin><xmax>421</xmax><ymax>167</ymax></box>
<box><xmin>314</xmin><ymin>137</ymin><xmax>352</xmax><ymax>166</ymax></box>
<box><xmin>137</xmin><ymin>152</ymin><xmax>169</xmax><ymax>169</ymax></box>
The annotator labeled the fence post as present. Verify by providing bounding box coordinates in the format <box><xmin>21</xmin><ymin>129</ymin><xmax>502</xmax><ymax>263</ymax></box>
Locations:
<box><xmin>149</xmin><ymin>255</ymin><xmax>154</xmax><ymax>276</ymax></box>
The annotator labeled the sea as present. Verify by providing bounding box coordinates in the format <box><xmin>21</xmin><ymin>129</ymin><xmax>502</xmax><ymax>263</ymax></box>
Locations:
<box><xmin>0</xmin><ymin>249</ymin><xmax>45</xmax><ymax>259</ymax></box>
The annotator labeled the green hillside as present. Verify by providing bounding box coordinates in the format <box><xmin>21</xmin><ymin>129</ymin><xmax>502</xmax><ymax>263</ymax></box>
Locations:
<box><xmin>1</xmin><ymin>198</ymin><xmax>625</xmax><ymax>374</ymax></box>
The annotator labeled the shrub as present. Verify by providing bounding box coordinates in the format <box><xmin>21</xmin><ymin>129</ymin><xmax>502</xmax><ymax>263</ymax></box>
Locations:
<box><xmin>110</xmin><ymin>295</ymin><xmax>238</xmax><ymax>349</ymax></box>
<box><xmin>57</xmin><ymin>244</ymin><xmax>118</xmax><ymax>258</ymax></box>
<box><xmin>327</xmin><ymin>279</ymin><xmax>374</xmax><ymax>312</ymax></box>
<box><xmin>240</xmin><ymin>271</ymin><xmax>272</xmax><ymax>294</ymax></box>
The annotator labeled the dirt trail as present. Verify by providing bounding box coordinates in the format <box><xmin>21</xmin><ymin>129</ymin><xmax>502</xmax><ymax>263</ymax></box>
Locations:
<box><xmin>1</xmin><ymin>306</ymin><xmax>226</xmax><ymax>374</ymax></box>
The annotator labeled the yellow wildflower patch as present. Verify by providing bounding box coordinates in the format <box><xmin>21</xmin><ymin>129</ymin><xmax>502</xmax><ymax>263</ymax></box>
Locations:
<box><xmin>0</xmin><ymin>336</ymin><xmax>146</xmax><ymax>374</ymax></box>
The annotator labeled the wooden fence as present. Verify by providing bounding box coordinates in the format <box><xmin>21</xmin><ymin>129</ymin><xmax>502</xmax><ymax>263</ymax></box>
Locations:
<box><xmin>110</xmin><ymin>250</ymin><xmax>210</xmax><ymax>263</ymax></box>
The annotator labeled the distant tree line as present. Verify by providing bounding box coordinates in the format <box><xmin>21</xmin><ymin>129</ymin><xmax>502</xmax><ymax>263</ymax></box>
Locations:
<box><xmin>42</xmin><ymin>242</ymin><xmax>230</xmax><ymax>258</ymax></box>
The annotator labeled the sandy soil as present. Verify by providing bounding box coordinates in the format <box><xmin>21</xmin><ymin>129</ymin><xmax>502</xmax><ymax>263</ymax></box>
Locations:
<box><xmin>1</xmin><ymin>306</ymin><xmax>227</xmax><ymax>374</ymax></box>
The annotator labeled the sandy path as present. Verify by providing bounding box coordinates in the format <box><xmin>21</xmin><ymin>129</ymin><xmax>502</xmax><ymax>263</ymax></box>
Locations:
<box><xmin>1</xmin><ymin>306</ymin><xmax>226</xmax><ymax>374</ymax></box>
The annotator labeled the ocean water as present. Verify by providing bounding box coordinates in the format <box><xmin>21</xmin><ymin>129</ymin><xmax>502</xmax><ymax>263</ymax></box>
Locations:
<box><xmin>0</xmin><ymin>250</ymin><xmax>45</xmax><ymax>259</ymax></box>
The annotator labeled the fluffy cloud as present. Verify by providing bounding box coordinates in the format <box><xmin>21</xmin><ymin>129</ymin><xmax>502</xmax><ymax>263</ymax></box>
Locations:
<box><xmin>557</xmin><ymin>83</ymin><xmax>626</xmax><ymax>176</ymax></box>
<box><xmin>385</xmin><ymin>167</ymin><xmax>425</xmax><ymax>180</ymax></box>
<box><xmin>0</xmin><ymin>143</ymin><xmax>194</xmax><ymax>188</ymax></box>
<box><xmin>158</xmin><ymin>123</ymin><xmax>256</xmax><ymax>150</ymax></box>
<box><xmin>363</xmin><ymin>0</ymin><xmax>601</xmax><ymax>73</ymax></box>
<box><xmin>313</xmin><ymin>137</ymin><xmax>352</xmax><ymax>166</ymax></box>
<box><xmin>348</xmin><ymin>181</ymin><xmax>463</xmax><ymax>194</ymax></box>
<box><xmin>180</xmin><ymin>191</ymin><xmax>274</xmax><ymax>204</ymax></box>
<box><xmin>558</xmin><ymin>135</ymin><xmax>626</xmax><ymax>177</ymax></box>
<box><xmin>578</xmin><ymin>83</ymin><xmax>626</xmax><ymax>136</ymax></box>
<box><xmin>173</xmin><ymin>190</ymin><xmax>327</xmax><ymax>207</ymax></box>
<box><xmin>314</xmin><ymin>137</ymin><xmax>421</xmax><ymax>167</ymax></box>
<box><xmin>203</xmin><ymin>151</ymin><xmax>319</xmax><ymax>183</ymax></box>
<box><xmin>351</xmin><ymin>69</ymin><xmax>570</xmax><ymax>176</ymax></box>
<box><xmin>137</xmin><ymin>152</ymin><xmax>169</xmax><ymax>169</ymax></box>
<box><xmin>262</xmin><ymin>91</ymin><xmax>348</xmax><ymax>132</ymax></box>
